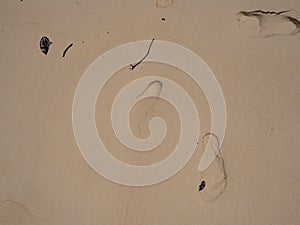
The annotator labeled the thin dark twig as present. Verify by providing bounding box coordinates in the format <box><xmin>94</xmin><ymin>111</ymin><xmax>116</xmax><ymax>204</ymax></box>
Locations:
<box><xmin>62</xmin><ymin>43</ymin><xmax>73</xmax><ymax>57</ymax></box>
<box><xmin>130</xmin><ymin>38</ymin><xmax>155</xmax><ymax>70</ymax></box>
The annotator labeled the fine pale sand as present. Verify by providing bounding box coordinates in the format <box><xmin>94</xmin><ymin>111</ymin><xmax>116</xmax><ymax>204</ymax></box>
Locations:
<box><xmin>0</xmin><ymin>0</ymin><xmax>299</xmax><ymax>224</ymax></box>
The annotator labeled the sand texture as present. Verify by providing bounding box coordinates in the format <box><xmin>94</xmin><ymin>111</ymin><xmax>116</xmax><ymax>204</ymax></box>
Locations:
<box><xmin>0</xmin><ymin>0</ymin><xmax>299</xmax><ymax>224</ymax></box>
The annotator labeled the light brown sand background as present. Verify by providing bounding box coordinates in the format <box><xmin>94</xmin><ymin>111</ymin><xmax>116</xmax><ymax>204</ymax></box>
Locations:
<box><xmin>0</xmin><ymin>0</ymin><xmax>299</xmax><ymax>224</ymax></box>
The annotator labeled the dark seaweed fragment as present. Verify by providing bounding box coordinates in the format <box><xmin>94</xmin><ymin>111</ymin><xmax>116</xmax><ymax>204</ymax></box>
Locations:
<box><xmin>40</xmin><ymin>36</ymin><xmax>52</xmax><ymax>55</ymax></box>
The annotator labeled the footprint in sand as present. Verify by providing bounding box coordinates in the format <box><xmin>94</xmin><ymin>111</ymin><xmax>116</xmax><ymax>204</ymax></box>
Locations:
<box><xmin>136</xmin><ymin>80</ymin><xmax>163</xmax><ymax>99</ymax></box>
<box><xmin>155</xmin><ymin>0</ymin><xmax>174</xmax><ymax>8</ymax></box>
<box><xmin>236</xmin><ymin>10</ymin><xmax>300</xmax><ymax>37</ymax></box>
<box><xmin>198</xmin><ymin>133</ymin><xmax>227</xmax><ymax>202</ymax></box>
<box><xmin>135</xmin><ymin>80</ymin><xmax>163</xmax><ymax>136</ymax></box>
<box><xmin>0</xmin><ymin>200</ymin><xmax>36</xmax><ymax>225</ymax></box>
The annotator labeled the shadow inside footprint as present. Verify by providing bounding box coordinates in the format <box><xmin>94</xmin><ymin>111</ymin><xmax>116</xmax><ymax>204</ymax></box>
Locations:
<box><xmin>236</xmin><ymin>10</ymin><xmax>300</xmax><ymax>37</ymax></box>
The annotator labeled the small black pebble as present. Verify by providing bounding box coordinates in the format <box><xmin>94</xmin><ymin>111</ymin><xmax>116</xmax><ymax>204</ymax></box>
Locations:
<box><xmin>161</xmin><ymin>18</ymin><xmax>166</xmax><ymax>21</ymax></box>
<box><xmin>199</xmin><ymin>180</ymin><xmax>206</xmax><ymax>191</ymax></box>
<box><xmin>107</xmin><ymin>31</ymin><xmax>110</xmax><ymax>34</ymax></box>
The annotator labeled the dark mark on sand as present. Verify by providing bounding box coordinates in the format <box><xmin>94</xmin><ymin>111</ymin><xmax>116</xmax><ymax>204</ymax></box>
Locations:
<box><xmin>40</xmin><ymin>36</ymin><xmax>52</xmax><ymax>55</ymax></box>
<box><xmin>130</xmin><ymin>38</ymin><xmax>155</xmax><ymax>70</ymax></box>
<box><xmin>62</xmin><ymin>43</ymin><xmax>73</xmax><ymax>57</ymax></box>
<box><xmin>199</xmin><ymin>180</ymin><xmax>206</xmax><ymax>191</ymax></box>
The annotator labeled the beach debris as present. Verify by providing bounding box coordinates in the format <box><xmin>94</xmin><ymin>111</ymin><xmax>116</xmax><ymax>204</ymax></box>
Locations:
<box><xmin>236</xmin><ymin>9</ymin><xmax>300</xmax><ymax>37</ymax></box>
<box><xmin>198</xmin><ymin>180</ymin><xmax>206</xmax><ymax>191</ymax></box>
<box><xmin>39</xmin><ymin>36</ymin><xmax>52</xmax><ymax>55</ymax></box>
<box><xmin>130</xmin><ymin>38</ymin><xmax>155</xmax><ymax>70</ymax></box>
<box><xmin>62</xmin><ymin>43</ymin><xmax>73</xmax><ymax>57</ymax></box>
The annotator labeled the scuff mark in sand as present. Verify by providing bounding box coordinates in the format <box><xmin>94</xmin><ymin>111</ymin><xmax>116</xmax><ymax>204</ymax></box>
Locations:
<box><xmin>236</xmin><ymin>9</ymin><xmax>300</xmax><ymax>37</ymax></box>
<box><xmin>156</xmin><ymin>0</ymin><xmax>174</xmax><ymax>8</ymax></box>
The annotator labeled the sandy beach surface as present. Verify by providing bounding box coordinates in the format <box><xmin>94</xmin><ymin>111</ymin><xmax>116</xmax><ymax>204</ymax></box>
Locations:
<box><xmin>0</xmin><ymin>0</ymin><xmax>299</xmax><ymax>224</ymax></box>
